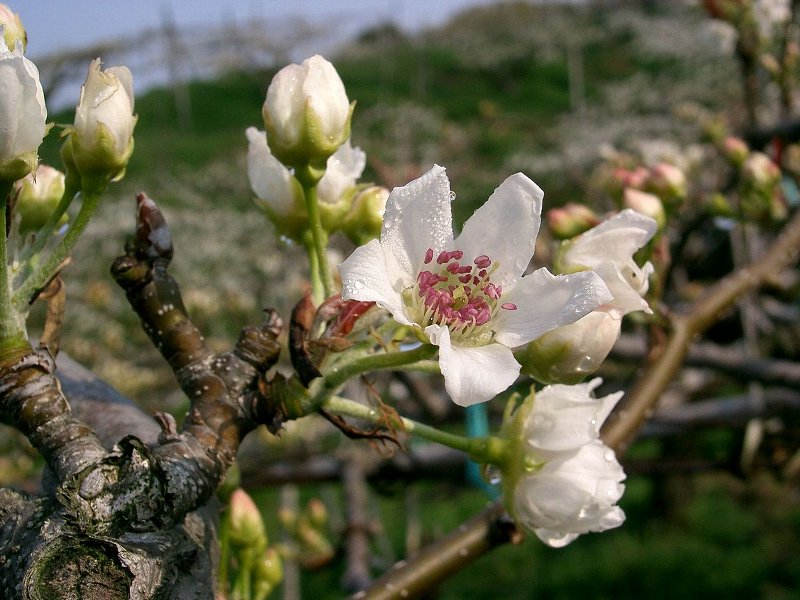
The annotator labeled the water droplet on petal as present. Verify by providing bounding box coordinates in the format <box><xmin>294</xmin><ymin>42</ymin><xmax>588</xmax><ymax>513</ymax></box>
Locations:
<box><xmin>482</xmin><ymin>464</ymin><xmax>503</xmax><ymax>486</ymax></box>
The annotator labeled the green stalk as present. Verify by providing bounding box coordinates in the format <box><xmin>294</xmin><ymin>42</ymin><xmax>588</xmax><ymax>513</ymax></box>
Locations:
<box><xmin>0</xmin><ymin>183</ymin><xmax>26</xmax><ymax>348</ymax></box>
<box><xmin>13</xmin><ymin>190</ymin><xmax>101</xmax><ymax>311</ymax></box>
<box><xmin>20</xmin><ymin>173</ymin><xmax>81</xmax><ymax>263</ymax></box>
<box><xmin>324</xmin><ymin>394</ymin><xmax>510</xmax><ymax>465</ymax></box>
<box><xmin>302</xmin><ymin>230</ymin><xmax>324</xmax><ymax>306</ymax></box>
<box><xmin>300</xmin><ymin>181</ymin><xmax>334</xmax><ymax>300</ymax></box>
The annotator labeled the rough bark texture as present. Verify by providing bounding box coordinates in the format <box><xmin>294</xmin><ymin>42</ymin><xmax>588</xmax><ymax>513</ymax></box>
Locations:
<box><xmin>0</xmin><ymin>194</ymin><xmax>287</xmax><ymax>598</ymax></box>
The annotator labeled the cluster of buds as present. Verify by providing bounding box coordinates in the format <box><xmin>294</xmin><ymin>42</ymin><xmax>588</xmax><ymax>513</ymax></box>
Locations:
<box><xmin>607</xmin><ymin>162</ymin><xmax>687</xmax><ymax>220</ymax></box>
<box><xmin>712</xmin><ymin>135</ymin><xmax>787</xmax><ymax>222</ymax></box>
<box><xmin>247</xmin><ymin>55</ymin><xmax>386</xmax><ymax>245</ymax></box>
<box><xmin>224</xmin><ymin>489</ymin><xmax>284</xmax><ymax>600</ymax></box>
<box><xmin>277</xmin><ymin>497</ymin><xmax>335</xmax><ymax>569</ymax></box>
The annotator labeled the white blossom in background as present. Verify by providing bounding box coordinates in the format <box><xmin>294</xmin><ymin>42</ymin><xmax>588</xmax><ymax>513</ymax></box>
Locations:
<box><xmin>69</xmin><ymin>59</ymin><xmax>136</xmax><ymax>179</ymax></box>
<box><xmin>0</xmin><ymin>37</ymin><xmax>46</xmax><ymax>180</ymax></box>
<box><xmin>262</xmin><ymin>54</ymin><xmax>353</xmax><ymax>167</ymax></box>
<box><xmin>501</xmin><ymin>378</ymin><xmax>626</xmax><ymax>547</ymax></box>
<box><xmin>339</xmin><ymin>165</ymin><xmax>612</xmax><ymax>407</ymax></box>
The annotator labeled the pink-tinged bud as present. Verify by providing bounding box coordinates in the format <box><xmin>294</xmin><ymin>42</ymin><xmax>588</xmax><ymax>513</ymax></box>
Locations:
<box><xmin>0</xmin><ymin>3</ymin><xmax>26</xmax><ymax>52</ymax></box>
<box><xmin>722</xmin><ymin>136</ymin><xmax>749</xmax><ymax>166</ymax></box>
<box><xmin>647</xmin><ymin>163</ymin><xmax>687</xmax><ymax>203</ymax></box>
<box><xmin>612</xmin><ymin>166</ymin><xmax>649</xmax><ymax>190</ymax></box>
<box><xmin>623</xmin><ymin>188</ymin><xmax>666</xmax><ymax>228</ymax></box>
<box><xmin>228</xmin><ymin>488</ymin><xmax>268</xmax><ymax>549</ymax></box>
<box><xmin>546</xmin><ymin>202</ymin><xmax>599</xmax><ymax>240</ymax></box>
<box><xmin>742</xmin><ymin>152</ymin><xmax>780</xmax><ymax>187</ymax></box>
<box><xmin>13</xmin><ymin>164</ymin><xmax>66</xmax><ymax>234</ymax></box>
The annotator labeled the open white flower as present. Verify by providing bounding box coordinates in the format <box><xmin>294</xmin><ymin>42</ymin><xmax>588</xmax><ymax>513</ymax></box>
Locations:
<box><xmin>339</xmin><ymin>165</ymin><xmax>612</xmax><ymax>407</ymax></box>
<box><xmin>502</xmin><ymin>378</ymin><xmax>626</xmax><ymax>547</ymax></box>
<box><xmin>0</xmin><ymin>37</ymin><xmax>46</xmax><ymax>180</ymax></box>
<box><xmin>558</xmin><ymin>209</ymin><xmax>657</xmax><ymax>317</ymax></box>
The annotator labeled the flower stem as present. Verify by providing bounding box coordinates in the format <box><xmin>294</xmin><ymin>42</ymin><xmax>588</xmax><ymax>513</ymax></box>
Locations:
<box><xmin>0</xmin><ymin>183</ymin><xmax>26</xmax><ymax>348</ymax></box>
<box><xmin>301</xmin><ymin>181</ymin><xmax>334</xmax><ymax>301</ymax></box>
<box><xmin>306</xmin><ymin>343</ymin><xmax>438</xmax><ymax>413</ymax></box>
<box><xmin>13</xmin><ymin>190</ymin><xmax>102</xmax><ymax>311</ymax></box>
<box><xmin>324</xmin><ymin>394</ymin><xmax>509</xmax><ymax>464</ymax></box>
<box><xmin>302</xmin><ymin>230</ymin><xmax>324</xmax><ymax>306</ymax></box>
<box><xmin>20</xmin><ymin>174</ymin><xmax>81</xmax><ymax>263</ymax></box>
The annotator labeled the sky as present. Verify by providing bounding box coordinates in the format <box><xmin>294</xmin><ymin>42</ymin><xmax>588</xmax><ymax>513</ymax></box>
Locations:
<box><xmin>17</xmin><ymin>0</ymin><xmax>504</xmax><ymax>59</ymax></box>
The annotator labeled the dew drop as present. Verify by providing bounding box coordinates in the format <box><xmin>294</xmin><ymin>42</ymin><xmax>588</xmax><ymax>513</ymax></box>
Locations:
<box><xmin>603</xmin><ymin>449</ymin><xmax>616</xmax><ymax>462</ymax></box>
<box><xmin>482</xmin><ymin>464</ymin><xmax>503</xmax><ymax>486</ymax></box>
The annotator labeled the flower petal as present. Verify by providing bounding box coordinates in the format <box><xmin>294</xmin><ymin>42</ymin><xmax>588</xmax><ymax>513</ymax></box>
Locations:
<box><xmin>455</xmin><ymin>173</ymin><xmax>543</xmax><ymax>290</ymax></box>
<box><xmin>563</xmin><ymin>209</ymin><xmax>657</xmax><ymax>271</ymax></box>
<box><xmin>317</xmin><ymin>140</ymin><xmax>366</xmax><ymax>204</ymax></box>
<box><xmin>426</xmin><ymin>324</ymin><xmax>520</xmax><ymax>406</ymax></box>
<box><xmin>339</xmin><ymin>239</ymin><xmax>411</xmax><ymax>325</ymax></box>
<box><xmin>246</xmin><ymin>127</ymin><xmax>297</xmax><ymax>214</ymax></box>
<box><xmin>380</xmin><ymin>165</ymin><xmax>454</xmax><ymax>287</ymax></box>
<box><xmin>524</xmin><ymin>378</ymin><xmax>623</xmax><ymax>453</ymax></box>
<box><xmin>493</xmin><ymin>268</ymin><xmax>612</xmax><ymax>348</ymax></box>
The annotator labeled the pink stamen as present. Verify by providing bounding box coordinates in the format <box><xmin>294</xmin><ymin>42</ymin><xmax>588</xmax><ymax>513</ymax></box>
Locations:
<box><xmin>501</xmin><ymin>303</ymin><xmax>518</xmax><ymax>311</ymax></box>
<box><xmin>458</xmin><ymin>274</ymin><xmax>472</xmax><ymax>284</ymax></box>
<box><xmin>484</xmin><ymin>283</ymin><xmax>502</xmax><ymax>300</ymax></box>
<box><xmin>478</xmin><ymin>269</ymin><xmax>487</xmax><ymax>278</ymax></box>
<box><xmin>424</xmin><ymin>248</ymin><xmax>434</xmax><ymax>264</ymax></box>
<box><xmin>474</xmin><ymin>255</ymin><xmax>491</xmax><ymax>269</ymax></box>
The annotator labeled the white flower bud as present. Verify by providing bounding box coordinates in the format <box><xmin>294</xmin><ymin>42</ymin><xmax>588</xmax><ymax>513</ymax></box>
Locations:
<box><xmin>0</xmin><ymin>37</ymin><xmax>46</xmax><ymax>181</ymax></box>
<box><xmin>13</xmin><ymin>164</ymin><xmax>66</xmax><ymax>233</ymax></box>
<box><xmin>69</xmin><ymin>59</ymin><xmax>136</xmax><ymax>183</ymax></box>
<box><xmin>262</xmin><ymin>55</ymin><xmax>353</xmax><ymax>169</ymax></box>
<box><xmin>0</xmin><ymin>4</ymin><xmax>26</xmax><ymax>52</ymax></box>
<box><xmin>623</xmin><ymin>188</ymin><xmax>666</xmax><ymax>229</ymax></box>
<box><xmin>516</xmin><ymin>310</ymin><xmax>622</xmax><ymax>384</ymax></box>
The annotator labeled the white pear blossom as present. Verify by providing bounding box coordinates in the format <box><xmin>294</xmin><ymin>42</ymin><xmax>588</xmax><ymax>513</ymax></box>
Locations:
<box><xmin>558</xmin><ymin>209</ymin><xmax>657</xmax><ymax>317</ymax></box>
<box><xmin>70</xmin><ymin>59</ymin><xmax>136</xmax><ymax>178</ymax></box>
<box><xmin>502</xmin><ymin>379</ymin><xmax>626</xmax><ymax>547</ymax></box>
<box><xmin>247</xmin><ymin>126</ymin><xmax>366</xmax><ymax>239</ymax></box>
<box><xmin>0</xmin><ymin>37</ymin><xmax>46</xmax><ymax>180</ymax></box>
<box><xmin>262</xmin><ymin>54</ymin><xmax>352</xmax><ymax>167</ymax></box>
<box><xmin>339</xmin><ymin>165</ymin><xmax>612</xmax><ymax>407</ymax></box>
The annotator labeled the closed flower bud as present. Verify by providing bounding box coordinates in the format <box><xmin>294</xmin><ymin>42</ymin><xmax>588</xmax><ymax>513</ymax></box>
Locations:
<box><xmin>646</xmin><ymin>162</ymin><xmax>686</xmax><ymax>204</ymax></box>
<box><xmin>13</xmin><ymin>164</ymin><xmax>66</xmax><ymax>233</ymax></box>
<box><xmin>546</xmin><ymin>202</ymin><xmax>599</xmax><ymax>240</ymax></box>
<box><xmin>339</xmin><ymin>184</ymin><xmax>388</xmax><ymax>245</ymax></box>
<box><xmin>68</xmin><ymin>59</ymin><xmax>136</xmax><ymax>185</ymax></box>
<box><xmin>0</xmin><ymin>4</ymin><xmax>26</xmax><ymax>52</ymax></box>
<box><xmin>254</xmin><ymin>547</ymin><xmax>283</xmax><ymax>597</ymax></box>
<box><xmin>742</xmin><ymin>151</ymin><xmax>780</xmax><ymax>188</ymax></box>
<box><xmin>721</xmin><ymin>136</ymin><xmax>749</xmax><ymax>166</ymax></box>
<box><xmin>228</xmin><ymin>488</ymin><xmax>268</xmax><ymax>550</ymax></box>
<box><xmin>0</xmin><ymin>38</ymin><xmax>46</xmax><ymax>182</ymax></box>
<box><xmin>623</xmin><ymin>188</ymin><xmax>666</xmax><ymax>229</ymax></box>
<box><xmin>516</xmin><ymin>310</ymin><xmax>622</xmax><ymax>385</ymax></box>
<box><xmin>262</xmin><ymin>55</ymin><xmax>353</xmax><ymax>171</ymax></box>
